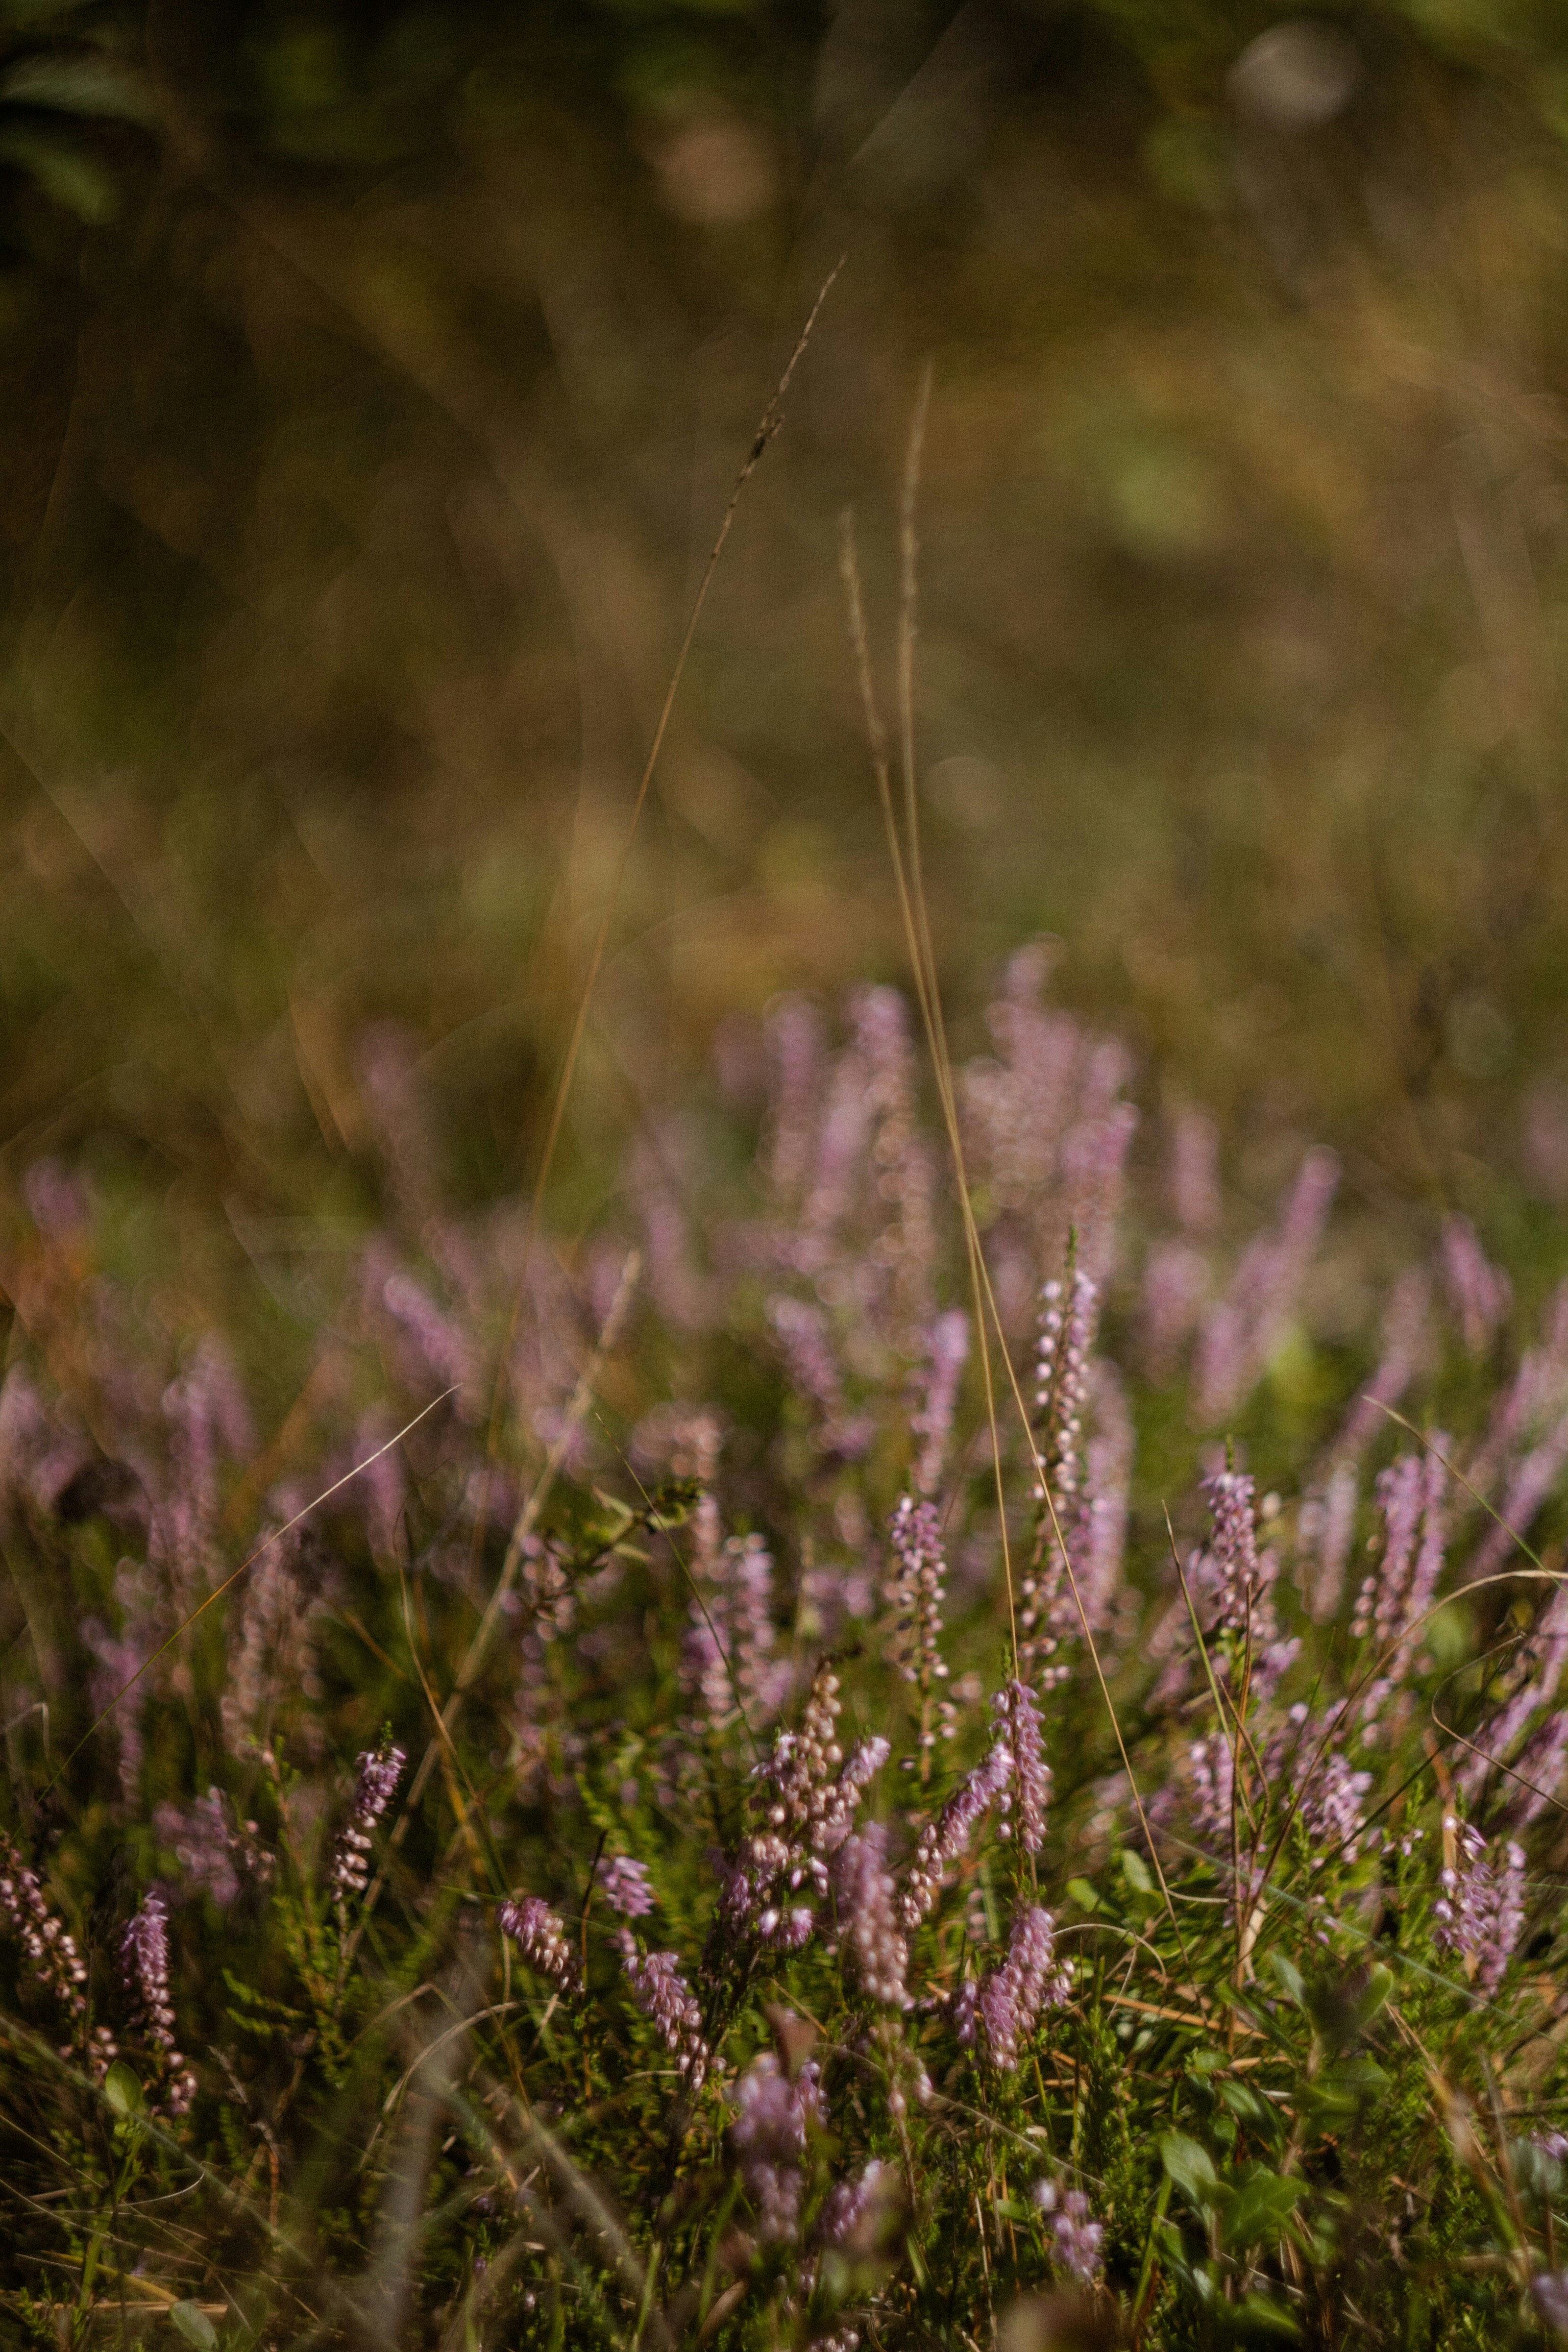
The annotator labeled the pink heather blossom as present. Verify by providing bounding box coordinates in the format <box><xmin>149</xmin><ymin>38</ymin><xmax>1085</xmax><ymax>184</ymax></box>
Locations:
<box><xmin>119</xmin><ymin>1893</ymin><xmax>197</xmax><ymax>2117</ymax></box>
<box><xmin>500</xmin><ymin>1896</ymin><xmax>581</xmax><ymax>1996</ymax></box>
<box><xmin>1434</xmin><ymin>1819</ymin><xmax>1526</xmax><ymax>1999</ymax></box>
<box><xmin>1297</xmin><ymin>1461</ymin><xmax>1359</xmax><ymax>1624</ymax></box>
<box><xmin>1439</xmin><ymin>1215</ymin><xmax>1512</xmax><ymax>1356</ymax></box>
<box><xmin>724</xmin><ymin>1667</ymin><xmax>888</xmax><ymax>1943</ymax></box>
<box><xmin>884</xmin><ymin>1496</ymin><xmax>950</xmax><ymax>1711</ymax></box>
<box><xmin>766</xmin><ymin>1296</ymin><xmax>868</xmax><ymax>1459</ymax></box>
<box><xmin>1534</xmin><ymin>2273</ymin><xmax>1568</xmax><ymax>2338</ymax></box>
<box><xmin>1034</xmin><ymin>2184</ymin><xmax>1105</xmax><ymax>2285</ymax></box>
<box><xmin>913</xmin><ymin>1309</ymin><xmax>969</xmax><ymax>1496</ymax></box>
<box><xmin>1141</xmin><ymin>1238</ymin><xmax>1209</xmax><ymax>1375</ymax></box>
<box><xmin>992</xmin><ymin>1680</ymin><xmax>1050</xmax><ymax>1855</ymax></box>
<box><xmin>1459</xmin><ymin>1584</ymin><xmax>1568</xmax><ymax>1807</ymax></box>
<box><xmin>729</xmin><ymin>2049</ymin><xmax>823</xmax><ymax>2242</ymax></box>
<box><xmin>1469</xmin><ymin>1409</ymin><xmax>1568</xmax><ymax>1585</ymax></box>
<box><xmin>1195</xmin><ymin>1147</ymin><xmax>1339</xmax><ymax>1422</ymax></box>
<box><xmin>762</xmin><ymin>994</ymin><xmax>824</xmax><ymax>1209</ymax></box>
<box><xmin>1022</xmin><ymin>1266</ymin><xmax>1099</xmax><ymax>1685</ymax></box>
<box><xmin>1193</xmin><ymin>1467</ymin><xmax>1271</xmax><ymax>1641</ymax></box>
<box><xmin>380</xmin><ymin>1268</ymin><xmax>482</xmax><ymax>1418</ymax></box>
<box><xmin>328</xmin><ymin>1736</ymin><xmax>405</xmax><ymax>1905</ymax></box>
<box><xmin>1188</xmin><ymin>1732</ymin><xmax>1236</xmax><ymax>1845</ymax></box>
<box><xmin>1062</xmin><ymin>1098</ymin><xmax>1138</xmax><ymax>1288</ymax></box>
<box><xmin>620</xmin><ymin>1944</ymin><xmax>710</xmax><ymax>2087</ymax></box>
<box><xmin>818</xmin><ymin>2158</ymin><xmax>897</xmax><ymax>2252</ymax></box>
<box><xmin>1353</xmin><ymin>1448</ymin><xmax>1448</xmax><ymax>1728</ymax></box>
<box><xmin>685</xmin><ymin>1529</ymin><xmax>792</xmax><ymax>1731</ymax></box>
<box><xmin>900</xmin><ymin>1742</ymin><xmax>1014</xmax><ymax>1929</ymax></box>
<box><xmin>1330</xmin><ymin>1269</ymin><xmax>1432</xmax><ymax>1464</ymax></box>
<box><xmin>596</xmin><ymin>1855</ymin><xmax>655</xmax><ymax>1918</ymax></box>
<box><xmin>1076</xmin><ymin>1361</ymin><xmax>1133</xmax><ymax>1635</ymax></box>
<box><xmin>1269</xmin><ymin>1709</ymin><xmax>1373</xmax><ymax>1864</ymax></box>
<box><xmin>852</xmin><ymin>985</ymin><xmax>938</xmax><ymax>1343</ymax></box>
<box><xmin>155</xmin><ymin>1788</ymin><xmax>272</xmax><ymax>1910</ymax></box>
<box><xmin>966</xmin><ymin>1905</ymin><xmax>1071</xmax><ymax>2069</ymax></box>
<box><xmin>833</xmin><ymin>1826</ymin><xmax>910</xmax><ymax>2010</ymax></box>
<box><xmin>1509</xmin><ymin>1707</ymin><xmax>1568</xmax><ymax>1828</ymax></box>
<box><xmin>0</xmin><ymin>1830</ymin><xmax>93</xmax><ymax>2049</ymax></box>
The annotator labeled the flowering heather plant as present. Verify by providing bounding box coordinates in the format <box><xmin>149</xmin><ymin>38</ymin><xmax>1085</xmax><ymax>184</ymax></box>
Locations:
<box><xmin>8</xmin><ymin>969</ymin><xmax>1568</xmax><ymax>2346</ymax></box>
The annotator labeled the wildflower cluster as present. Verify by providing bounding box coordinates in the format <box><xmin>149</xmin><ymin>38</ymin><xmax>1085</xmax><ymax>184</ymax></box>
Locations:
<box><xmin>2</xmin><ymin>965</ymin><xmax>1568</xmax><ymax>2347</ymax></box>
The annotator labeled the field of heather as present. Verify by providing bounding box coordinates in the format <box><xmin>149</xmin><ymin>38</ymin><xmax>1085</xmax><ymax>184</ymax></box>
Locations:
<box><xmin>11</xmin><ymin>3</ymin><xmax>1568</xmax><ymax>2347</ymax></box>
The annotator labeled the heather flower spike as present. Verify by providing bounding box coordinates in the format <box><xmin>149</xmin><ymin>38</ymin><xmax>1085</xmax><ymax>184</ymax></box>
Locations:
<box><xmin>620</xmin><ymin>1943</ymin><xmax>710</xmax><ymax>2087</ymax></box>
<box><xmin>1433</xmin><ymin>1817</ymin><xmax>1526</xmax><ymax>1999</ymax></box>
<box><xmin>500</xmin><ymin>1895</ymin><xmax>582</xmax><ymax>1996</ymax></box>
<box><xmin>964</xmin><ymin>1905</ymin><xmax>1071</xmax><ymax>2069</ymax></box>
<box><xmin>328</xmin><ymin>1733</ymin><xmax>405</xmax><ymax>1907</ymax></box>
<box><xmin>119</xmin><ymin>1893</ymin><xmax>197</xmax><ymax>2116</ymax></box>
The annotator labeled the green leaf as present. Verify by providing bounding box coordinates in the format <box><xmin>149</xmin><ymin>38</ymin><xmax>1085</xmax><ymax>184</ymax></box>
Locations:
<box><xmin>1354</xmin><ymin>1963</ymin><xmax>1394</xmax><ymax>2028</ymax></box>
<box><xmin>1268</xmin><ymin>1951</ymin><xmax>1306</xmax><ymax>2007</ymax></box>
<box><xmin>0</xmin><ymin>54</ymin><xmax>159</xmax><ymax>125</ymax></box>
<box><xmin>1121</xmin><ymin>1849</ymin><xmax>1153</xmax><ymax>1895</ymax></box>
<box><xmin>1160</xmin><ymin>2132</ymin><xmax>1220</xmax><ymax>2208</ymax></box>
<box><xmin>1223</xmin><ymin>2171</ymin><xmax>1302</xmax><ymax>2251</ymax></box>
<box><xmin>0</xmin><ymin>122</ymin><xmax>115</xmax><ymax>218</ymax></box>
<box><xmin>1222</xmin><ymin>2290</ymin><xmax>1301</xmax><ymax>2341</ymax></box>
<box><xmin>103</xmin><ymin>2060</ymin><xmax>143</xmax><ymax>2117</ymax></box>
<box><xmin>1066</xmin><ymin>1877</ymin><xmax>1100</xmax><ymax>1913</ymax></box>
<box><xmin>1218</xmin><ymin>2079</ymin><xmax>1272</xmax><ymax>2127</ymax></box>
<box><xmin>168</xmin><ymin>2306</ymin><xmax>218</xmax><ymax>2351</ymax></box>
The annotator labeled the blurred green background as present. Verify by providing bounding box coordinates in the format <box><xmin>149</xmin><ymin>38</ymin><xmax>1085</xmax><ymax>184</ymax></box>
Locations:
<box><xmin>2</xmin><ymin>0</ymin><xmax>1568</xmax><ymax>1334</ymax></box>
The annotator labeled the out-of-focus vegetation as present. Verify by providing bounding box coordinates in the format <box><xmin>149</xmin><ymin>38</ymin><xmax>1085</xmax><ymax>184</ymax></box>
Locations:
<box><xmin>3</xmin><ymin>1</ymin><xmax>1568</xmax><ymax>1370</ymax></box>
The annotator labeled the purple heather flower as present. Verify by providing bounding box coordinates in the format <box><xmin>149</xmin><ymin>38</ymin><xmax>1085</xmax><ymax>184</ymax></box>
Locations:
<box><xmin>1021</xmin><ymin>1265</ymin><xmax>1099</xmax><ymax>1685</ymax></box>
<box><xmin>833</xmin><ymin>1825</ymin><xmax>910</xmax><ymax>2010</ymax></box>
<box><xmin>992</xmin><ymin>1680</ymin><xmax>1050</xmax><ymax>1855</ymax></box>
<box><xmin>761</xmin><ymin>994</ymin><xmax>824</xmax><ymax>1209</ymax></box>
<box><xmin>0</xmin><ymin>1830</ymin><xmax>92</xmax><ymax>2048</ymax></box>
<box><xmin>1051</xmin><ymin>2188</ymin><xmax>1106</xmax><ymax>2285</ymax></box>
<box><xmin>328</xmin><ymin>1736</ymin><xmax>405</xmax><ymax>1905</ymax></box>
<box><xmin>913</xmin><ymin>1309</ymin><xmax>969</xmax><ymax>1497</ymax></box>
<box><xmin>1439</xmin><ymin>1214</ymin><xmax>1511</xmax><ymax>1356</ymax></box>
<box><xmin>620</xmin><ymin>1944</ymin><xmax>710</xmax><ymax>2087</ymax></box>
<box><xmin>1350</xmin><ymin>1448</ymin><xmax>1448</xmax><ymax>1733</ymax></box>
<box><xmin>1270</xmin><ymin>1710</ymin><xmax>1374</xmax><ymax>1864</ymax></box>
<box><xmin>818</xmin><ymin>2158</ymin><xmax>896</xmax><ymax>2253</ymax></box>
<box><xmin>1298</xmin><ymin>1460</ymin><xmax>1359</xmax><ymax>1625</ymax></box>
<box><xmin>729</xmin><ymin>2048</ymin><xmax>824</xmax><ymax>2242</ymax></box>
<box><xmin>1196</xmin><ymin>1467</ymin><xmax>1270</xmax><ymax>1640</ymax></box>
<box><xmin>884</xmin><ymin>1495</ymin><xmax>950</xmax><ymax>1713</ymax></box>
<box><xmin>1329</xmin><ymin>1268</ymin><xmax>1431</xmax><ymax>1466</ymax></box>
<box><xmin>595</xmin><ymin>1855</ymin><xmax>655</xmax><ymax>1918</ymax></box>
<box><xmin>1195</xmin><ymin>1147</ymin><xmax>1339</xmax><ymax>1423</ymax></box>
<box><xmin>155</xmin><ymin>1788</ymin><xmax>273</xmax><ymax>1911</ymax></box>
<box><xmin>900</xmin><ymin>1741</ymin><xmax>1013</xmax><ymax>1930</ymax></box>
<box><xmin>966</xmin><ymin>1905</ymin><xmax>1071</xmax><ymax>2069</ymax></box>
<box><xmin>1075</xmin><ymin>1362</ymin><xmax>1133</xmax><ymax>1635</ymax></box>
<box><xmin>500</xmin><ymin>1895</ymin><xmax>581</xmax><ymax>1996</ymax></box>
<box><xmin>728</xmin><ymin>1667</ymin><xmax>890</xmax><ymax>1940</ymax></box>
<box><xmin>1471</xmin><ymin>1408</ymin><xmax>1568</xmax><ymax>1586</ymax></box>
<box><xmin>1460</xmin><ymin>1585</ymin><xmax>1568</xmax><ymax>1807</ymax></box>
<box><xmin>1433</xmin><ymin>1818</ymin><xmax>1526</xmax><ymax>1998</ymax></box>
<box><xmin>1535</xmin><ymin>2273</ymin><xmax>1568</xmax><ymax>2338</ymax></box>
<box><xmin>119</xmin><ymin>1893</ymin><xmax>196</xmax><ymax>2117</ymax></box>
<box><xmin>685</xmin><ymin>1529</ymin><xmax>792</xmax><ymax>1731</ymax></box>
<box><xmin>1141</xmin><ymin>1238</ymin><xmax>1209</xmax><ymax>1376</ymax></box>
